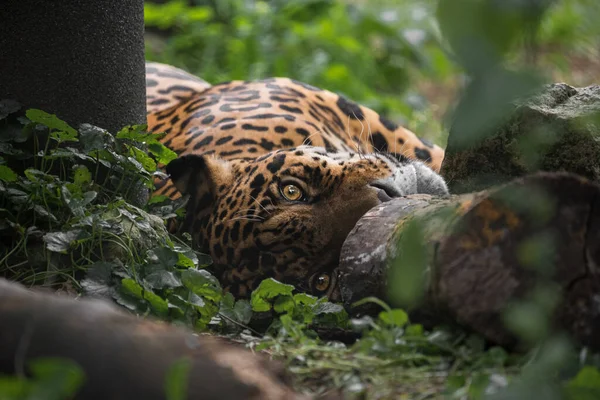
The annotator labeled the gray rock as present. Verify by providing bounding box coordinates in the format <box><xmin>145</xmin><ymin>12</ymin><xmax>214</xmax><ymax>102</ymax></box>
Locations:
<box><xmin>442</xmin><ymin>83</ymin><xmax>600</xmax><ymax>193</ymax></box>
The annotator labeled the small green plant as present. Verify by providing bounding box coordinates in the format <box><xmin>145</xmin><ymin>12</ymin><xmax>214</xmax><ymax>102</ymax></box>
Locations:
<box><xmin>0</xmin><ymin>358</ymin><xmax>85</xmax><ymax>400</ymax></box>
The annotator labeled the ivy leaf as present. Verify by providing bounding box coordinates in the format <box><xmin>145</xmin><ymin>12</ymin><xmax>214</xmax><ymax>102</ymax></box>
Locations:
<box><xmin>293</xmin><ymin>293</ymin><xmax>318</xmax><ymax>307</ymax></box>
<box><xmin>79</xmin><ymin>123</ymin><xmax>113</xmax><ymax>152</ymax></box>
<box><xmin>62</xmin><ymin>185</ymin><xmax>97</xmax><ymax>217</ymax></box>
<box><xmin>26</xmin><ymin>358</ymin><xmax>85</xmax><ymax>400</ymax></box>
<box><xmin>564</xmin><ymin>366</ymin><xmax>600</xmax><ymax>400</ymax></box>
<box><xmin>33</xmin><ymin>205</ymin><xmax>58</xmax><ymax>222</ymax></box>
<box><xmin>312</xmin><ymin>300</ymin><xmax>349</xmax><ymax>327</ymax></box>
<box><xmin>378</xmin><ymin>309</ymin><xmax>409</xmax><ymax>327</ymax></box>
<box><xmin>181</xmin><ymin>269</ymin><xmax>222</xmax><ymax>303</ymax></box>
<box><xmin>43</xmin><ymin>230</ymin><xmax>86</xmax><ymax>253</ymax></box>
<box><xmin>147</xmin><ymin>247</ymin><xmax>180</xmax><ymax>269</ymax></box>
<box><xmin>81</xmin><ymin>261</ymin><xmax>116</xmax><ymax>297</ymax></box>
<box><xmin>25</xmin><ymin>109</ymin><xmax>78</xmax><ymax>143</ymax></box>
<box><xmin>148</xmin><ymin>142</ymin><xmax>178</xmax><ymax>165</ymax></box>
<box><xmin>233</xmin><ymin>299</ymin><xmax>252</xmax><ymax>324</ymax></box>
<box><xmin>147</xmin><ymin>195</ymin><xmax>170</xmax><ymax>205</ymax></box>
<box><xmin>273</xmin><ymin>295</ymin><xmax>295</xmax><ymax>314</ymax></box>
<box><xmin>120</xmin><ymin>277</ymin><xmax>168</xmax><ymax>317</ymax></box>
<box><xmin>115</xmin><ymin>124</ymin><xmax>153</xmax><ymax>142</ymax></box>
<box><xmin>73</xmin><ymin>165</ymin><xmax>92</xmax><ymax>186</ymax></box>
<box><xmin>0</xmin><ymin>99</ymin><xmax>21</xmax><ymax>121</ymax></box>
<box><xmin>0</xmin><ymin>165</ymin><xmax>18</xmax><ymax>182</ymax></box>
<box><xmin>129</xmin><ymin>146</ymin><xmax>157</xmax><ymax>172</ymax></box>
<box><xmin>219</xmin><ymin>293</ymin><xmax>253</xmax><ymax>326</ymax></box>
<box><xmin>144</xmin><ymin>270</ymin><xmax>182</xmax><ymax>290</ymax></box>
<box><xmin>143</xmin><ymin>289</ymin><xmax>169</xmax><ymax>316</ymax></box>
<box><xmin>250</xmin><ymin>278</ymin><xmax>295</xmax><ymax>312</ymax></box>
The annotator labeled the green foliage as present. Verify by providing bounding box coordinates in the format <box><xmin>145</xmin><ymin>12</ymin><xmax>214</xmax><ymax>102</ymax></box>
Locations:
<box><xmin>0</xmin><ymin>102</ymin><xmax>222</xmax><ymax>330</ymax></box>
<box><xmin>251</xmin><ymin>278</ymin><xmax>350</xmax><ymax>336</ymax></box>
<box><xmin>145</xmin><ymin>0</ymin><xmax>453</xmax><ymax>142</ymax></box>
<box><xmin>165</xmin><ymin>358</ymin><xmax>193</xmax><ymax>400</ymax></box>
<box><xmin>0</xmin><ymin>358</ymin><xmax>85</xmax><ymax>400</ymax></box>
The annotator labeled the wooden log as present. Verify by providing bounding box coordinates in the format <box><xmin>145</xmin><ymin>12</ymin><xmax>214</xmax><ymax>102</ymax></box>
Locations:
<box><xmin>0</xmin><ymin>278</ymin><xmax>318</xmax><ymax>400</ymax></box>
<box><xmin>338</xmin><ymin>172</ymin><xmax>600</xmax><ymax>350</ymax></box>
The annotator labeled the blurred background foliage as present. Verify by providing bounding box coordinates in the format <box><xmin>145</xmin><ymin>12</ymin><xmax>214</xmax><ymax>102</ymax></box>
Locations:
<box><xmin>144</xmin><ymin>0</ymin><xmax>599</xmax><ymax>148</ymax></box>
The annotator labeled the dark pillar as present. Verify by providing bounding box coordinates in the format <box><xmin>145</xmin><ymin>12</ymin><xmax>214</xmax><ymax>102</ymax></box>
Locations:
<box><xmin>0</xmin><ymin>0</ymin><xmax>146</xmax><ymax>132</ymax></box>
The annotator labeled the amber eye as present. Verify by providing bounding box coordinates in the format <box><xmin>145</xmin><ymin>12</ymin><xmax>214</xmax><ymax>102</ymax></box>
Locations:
<box><xmin>314</xmin><ymin>274</ymin><xmax>330</xmax><ymax>292</ymax></box>
<box><xmin>281</xmin><ymin>183</ymin><xmax>303</xmax><ymax>201</ymax></box>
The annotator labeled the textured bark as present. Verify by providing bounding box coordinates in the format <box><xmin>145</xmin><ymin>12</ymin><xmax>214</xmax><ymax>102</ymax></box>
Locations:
<box><xmin>339</xmin><ymin>172</ymin><xmax>600</xmax><ymax>350</ymax></box>
<box><xmin>0</xmin><ymin>0</ymin><xmax>149</xmax><ymax>206</ymax></box>
<box><xmin>0</xmin><ymin>279</ymin><xmax>313</xmax><ymax>400</ymax></box>
<box><xmin>0</xmin><ymin>0</ymin><xmax>146</xmax><ymax>132</ymax></box>
<box><xmin>441</xmin><ymin>84</ymin><xmax>600</xmax><ymax>194</ymax></box>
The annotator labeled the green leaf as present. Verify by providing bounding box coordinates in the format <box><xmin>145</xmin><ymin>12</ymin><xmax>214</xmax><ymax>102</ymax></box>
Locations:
<box><xmin>62</xmin><ymin>185</ymin><xmax>97</xmax><ymax>218</ymax></box>
<box><xmin>181</xmin><ymin>269</ymin><xmax>222</xmax><ymax>302</ymax></box>
<box><xmin>387</xmin><ymin>218</ymin><xmax>429</xmax><ymax>309</ymax></box>
<box><xmin>378</xmin><ymin>309</ymin><xmax>409</xmax><ymax>327</ymax></box>
<box><xmin>81</xmin><ymin>261</ymin><xmax>116</xmax><ymax>297</ymax></box>
<box><xmin>145</xmin><ymin>270</ymin><xmax>182</xmax><ymax>290</ymax></box>
<box><xmin>165</xmin><ymin>357</ymin><xmax>192</xmax><ymax>400</ymax></box>
<box><xmin>144</xmin><ymin>288</ymin><xmax>169</xmax><ymax>316</ymax></box>
<box><xmin>233</xmin><ymin>299</ymin><xmax>252</xmax><ymax>324</ymax></box>
<box><xmin>219</xmin><ymin>293</ymin><xmax>253</xmax><ymax>326</ymax></box>
<box><xmin>564</xmin><ymin>366</ymin><xmax>600</xmax><ymax>400</ymax></box>
<box><xmin>25</xmin><ymin>109</ymin><xmax>77</xmax><ymax>138</ymax></box>
<box><xmin>148</xmin><ymin>142</ymin><xmax>178</xmax><ymax>165</ymax></box>
<box><xmin>129</xmin><ymin>145</ymin><xmax>157</xmax><ymax>172</ymax></box>
<box><xmin>26</xmin><ymin>358</ymin><xmax>85</xmax><ymax>400</ymax></box>
<box><xmin>0</xmin><ymin>99</ymin><xmax>21</xmax><ymax>120</ymax></box>
<box><xmin>0</xmin><ymin>165</ymin><xmax>18</xmax><ymax>182</ymax></box>
<box><xmin>273</xmin><ymin>295</ymin><xmax>296</xmax><ymax>314</ymax></box>
<box><xmin>73</xmin><ymin>165</ymin><xmax>91</xmax><ymax>186</ymax></box>
<box><xmin>43</xmin><ymin>230</ymin><xmax>86</xmax><ymax>253</ymax></box>
<box><xmin>250</xmin><ymin>278</ymin><xmax>295</xmax><ymax>312</ymax></box>
<box><xmin>293</xmin><ymin>292</ymin><xmax>318</xmax><ymax>307</ymax></box>
<box><xmin>147</xmin><ymin>247</ymin><xmax>180</xmax><ymax>269</ymax></box>
<box><xmin>312</xmin><ymin>300</ymin><xmax>349</xmax><ymax>326</ymax></box>
<box><xmin>147</xmin><ymin>195</ymin><xmax>170</xmax><ymax>205</ymax></box>
<box><xmin>175</xmin><ymin>253</ymin><xmax>194</xmax><ymax>269</ymax></box>
<box><xmin>115</xmin><ymin>124</ymin><xmax>153</xmax><ymax>142</ymax></box>
<box><xmin>79</xmin><ymin>123</ymin><xmax>113</xmax><ymax>152</ymax></box>
<box><xmin>121</xmin><ymin>278</ymin><xmax>144</xmax><ymax>299</ymax></box>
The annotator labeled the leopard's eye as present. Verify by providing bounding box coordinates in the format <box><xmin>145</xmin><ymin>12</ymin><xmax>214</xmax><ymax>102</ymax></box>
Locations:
<box><xmin>281</xmin><ymin>183</ymin><xmax>303</xmax><ymax>201</ymax></box>
<box><xmin>314</xmin><ymin>274</ymin><xmax>330</xmax><ymax>292</ymax></box>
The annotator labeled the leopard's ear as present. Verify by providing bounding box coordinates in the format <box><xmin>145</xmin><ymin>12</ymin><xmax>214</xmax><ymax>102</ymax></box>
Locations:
<box><xmin>166</xmin><ymin>154</ymin><xmax>234</xmax><ymax>200</ymax></box>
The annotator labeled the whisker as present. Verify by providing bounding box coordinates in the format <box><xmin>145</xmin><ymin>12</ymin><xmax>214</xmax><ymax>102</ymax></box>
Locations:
<box><xmin>250</xmin><ymin>195</ymin><xmax>272</xmax><ymax>216</ymax></box>
<box><xmin>228</xmin><ymin>215</ymin><xmax>265</xmax><ymax>222</ymax></box>
<box><xmin>301</xmin><ymin>130</ymin><xmax>322</xmax><ymax>147</ymax></box>
<box><xmin>352</xmin><ymin>111</ymin><xmax>368</xmax><ymax>159</ymax></box>
<box><xmin>345</xmin><ymin>114</ymin><xmax>362</xmax><ymax>157</ymax></box>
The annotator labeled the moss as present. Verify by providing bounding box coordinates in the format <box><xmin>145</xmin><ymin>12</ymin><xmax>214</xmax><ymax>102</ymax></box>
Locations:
<box><xmin>442</xmin><ymin>83</ymin><xmax>600</xmax><ymax>193</ymax></box>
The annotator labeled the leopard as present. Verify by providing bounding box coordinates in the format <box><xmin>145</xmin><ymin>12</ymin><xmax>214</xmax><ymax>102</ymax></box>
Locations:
<box><xmin>145</xmin><ymin>61</ymin><xmax>448</xmax><ymax>303</ymax></box>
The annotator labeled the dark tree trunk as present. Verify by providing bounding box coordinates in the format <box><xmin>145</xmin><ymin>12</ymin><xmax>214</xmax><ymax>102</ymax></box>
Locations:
<box><xmin>0</xmin><ymin>0</ymin><xmax>146</xmax><ymax>132</ymax></box>
<box><xmin>339</xmin><ymin>172</ymin><xmax>600</xmax><ymax>351</ymax></box>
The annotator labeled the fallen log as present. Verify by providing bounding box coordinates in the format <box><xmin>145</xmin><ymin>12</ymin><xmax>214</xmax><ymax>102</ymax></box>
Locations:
<box><xmin>338</xmin><ymin>172</ymin><xmax>600</xmax><ymax>351</ymax></box>
<box><xmin>0</xmin><ymin>278</ymin><xmax>321</xmax><ymax>400</ymax></box>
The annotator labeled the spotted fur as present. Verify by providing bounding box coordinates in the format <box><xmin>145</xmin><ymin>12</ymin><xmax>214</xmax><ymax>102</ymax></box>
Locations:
<box><xmin>146</xmin><ymin>62</ymin><xmax>448</xmax><ymax>301</ymax></box>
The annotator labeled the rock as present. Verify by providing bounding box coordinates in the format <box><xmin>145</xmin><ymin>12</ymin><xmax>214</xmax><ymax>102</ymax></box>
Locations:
<box><xmin>441</xmin><ymin>83</ymin><xmax>600</xmax><ymax>194</ymax></box>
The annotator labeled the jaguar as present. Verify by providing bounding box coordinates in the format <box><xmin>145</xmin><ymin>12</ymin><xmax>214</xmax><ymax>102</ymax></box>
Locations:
<box><xmin>145</xmin><ymin>61</ymin><xmax>448</xmax><ymax>302</ymax></box>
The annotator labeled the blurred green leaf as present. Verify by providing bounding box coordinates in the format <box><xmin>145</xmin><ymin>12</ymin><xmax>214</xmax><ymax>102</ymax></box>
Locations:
<box><xmin>250</xmin><ymin>278</ymin><xmax>295</xmax><ymax>312</ymax></box>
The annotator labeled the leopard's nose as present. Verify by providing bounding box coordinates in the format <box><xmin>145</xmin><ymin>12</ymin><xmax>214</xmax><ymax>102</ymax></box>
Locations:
<box><xmin>369</xmin><ymin>178</ymin><xmax>404</xmax><ymax>202</ymax></box>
